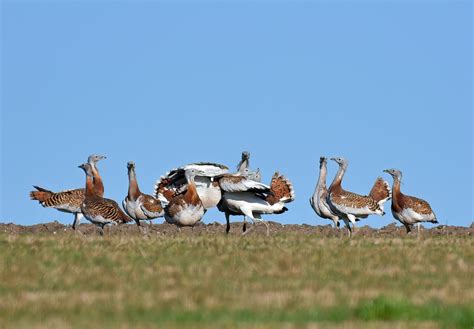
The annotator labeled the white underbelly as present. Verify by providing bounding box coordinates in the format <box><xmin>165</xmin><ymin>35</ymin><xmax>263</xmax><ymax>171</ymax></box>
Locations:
<box><xmin>165</xmin><ymin>205</ymin><xmax>204</xmax><ymax>226</ymax></box>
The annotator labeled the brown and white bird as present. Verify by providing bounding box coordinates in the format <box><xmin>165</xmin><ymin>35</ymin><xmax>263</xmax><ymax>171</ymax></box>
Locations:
<box><xmin>217</xmin><ymin>172</ymin><xmax>295</xmax><ymax>236</ymax></box>
<box><xmin>327</xmin><ymin>157</ymin><xmax>390</xmax><ymax>236</ymax></box>
<box><xmin>162</xmin><ymin>169</ymin><xmax>205</xmax><ymax>228</ymax></box>
<box><xmin>123</xmin><ymin>161</ymin><xmax>164</xmax><ymax>229</ymax></box>
<box><xmin>78</xmin><ymin>163</ymin><xmax>132</xmax><ymax>234</ymax></box>
<box><xmin>383</xmin><ymin>168</ymin><xmax>438</xmax><ymax>233</ymax></box>
<box><xmin>310</xmin><ymin>157</ymin><xmax>340</xmax><ymax>228</ymax></box>
<box><xmin>154</xmin><ymin>162</ymin><xmax>228</xmax><ymax>210</ymax></box>
<box><xmin>30</xmin><ymin>154</ymin><xmax>106</xmax><ymax>229</ymax></box>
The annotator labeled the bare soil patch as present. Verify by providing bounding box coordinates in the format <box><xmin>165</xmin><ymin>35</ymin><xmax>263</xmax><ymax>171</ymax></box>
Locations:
<box><xmin>0</xmin><ymin>221</ymin><xmax>472</xmax><ymax>237</ymax></box>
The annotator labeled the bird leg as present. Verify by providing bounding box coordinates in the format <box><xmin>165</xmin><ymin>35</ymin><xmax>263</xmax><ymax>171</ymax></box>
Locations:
<box><xmin>72</xmin><ymin>213</ymin><xmax>83</xmax><ymax>230</ymax></box>
<box><xmin>98</xmin><ymin>224</ymin><xmax>105</xmax><ymax>236</ymax></box>
<box><xmin>245</xmin><ymin>214</ymin><xmax>269</xmax><ymax>237</ymax></box>
<box><xmin>225</xmin><ymin>212</ymin><xmax>231</xmax><ymax>234</ymax></box>
<box><xmin>242</xmin><ymin>216</ymin><xmax>247</xmax><ymax>233</ymax></box>
<box><xmin>135</xmin><ymin>220</ymin><xmax>143</xmax><ymax>234</ymax></box>
<box><xmin>404</xmin><ymin>223</ymin><xmax>412</xmax><ymax>234</ymax></box>
<box><xmin>347</xmin><ymin>215</ymin><xmax>357</xmax><ymax>236</ymax></box>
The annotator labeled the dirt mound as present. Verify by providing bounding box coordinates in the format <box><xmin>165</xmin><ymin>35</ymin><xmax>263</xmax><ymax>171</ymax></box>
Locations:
<box><xmin>0</xmin><ymin>221</ymin><xmax>472</xmax><ymax>237</ymax></box>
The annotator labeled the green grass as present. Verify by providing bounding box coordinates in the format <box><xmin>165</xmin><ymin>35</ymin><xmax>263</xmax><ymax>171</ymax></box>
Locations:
<box><xmin>0</xmin><ymin>233</ymin><xmax>472</xmax><ymax>328</ymax></box>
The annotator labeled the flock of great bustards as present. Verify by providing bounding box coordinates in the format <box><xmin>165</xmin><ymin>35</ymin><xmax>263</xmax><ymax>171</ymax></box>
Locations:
<box><xmin>30</xmin><ymin>152</ymin><xmax>437</xmax><ymax>237</ymax></box>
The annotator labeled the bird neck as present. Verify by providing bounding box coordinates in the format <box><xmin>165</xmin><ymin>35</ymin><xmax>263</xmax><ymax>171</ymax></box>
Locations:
<box><xmin>84</xmin><ymin>175</ymin><xmax>95</xmax><ymax>198</ymax></box>
<box><xmin>317</xmin><ymin>162</ymin><xmax>328</xmax><ymax>189</ymax></box>
<box><xmin>90</xmin><ymin>163</ymin><xmax>104</xmax><ymax>197</ymax></box>
<box><xmin>329</xmin><ymin>164</ymin><xmax>345</xmax><ymax>193</ymax></box>
<box><xmin>237</xmin><ymin>158</ymin><xmax>249</xmax><ymax>173</ymax></box>
<box><xmin>313</xmin><ymin>162</ymin><xmax>327</xmax><ymax>198</ymax></box>
<box><xmin>392</xmin><ymin>177</ymin><xmax>402</xmax><ymax>203</ymax></box>
<box><xmin>128</xmin><ymin>168</ymin><xmax>141</xmax><ymax>200</ymax></box>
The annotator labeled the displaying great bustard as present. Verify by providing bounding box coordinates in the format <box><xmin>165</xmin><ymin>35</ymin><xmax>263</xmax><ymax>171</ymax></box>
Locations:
<box><xmin>78</xmin><ymin>163</ymin><xmax>132</xmax><ymax>235</ymax></box>
<box><xmin>30</xmin><ymin>154</ymin><xmax>106</xmax><ymax>230</ymax></box>
<box><xmin>217</xmin><ymin>172</ymin><xmax>295</xmax><ymax>236</ymax></box>
<box><xmin>327</xmin><ymin>157</ymin><xmax>390</xmax><ymax>237</ymax></box>
<box><xmin>383</xmin><ymin>168</ymin><xmax>438</xmax><ymax>233</ymax></box>
<box><xmin>123</xmin><ymin>161</ymin><xmax>164</xmax><ymax>230</ymax></box>
<box><xmin>154</xmin><ymin>162</ymin><xmax>229</xmax><ymax>211</ymax></box>
<box><xmin>162</xmin><ymin>169</ymin><xmax>205</xmax><ymax>229</ymax></box>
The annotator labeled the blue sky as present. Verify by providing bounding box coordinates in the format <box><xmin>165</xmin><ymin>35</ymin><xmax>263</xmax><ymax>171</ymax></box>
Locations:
<box><xmin>1</xmin><ymin>1</ymin><xmax>472</xmax><ymax>227</ymax></box>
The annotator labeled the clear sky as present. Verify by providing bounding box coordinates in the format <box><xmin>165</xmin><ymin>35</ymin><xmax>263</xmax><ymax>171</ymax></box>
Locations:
<box><xmin>1</xmin><ymin>1</ymin><xmax>472</xmax><ymax>228</ymax></box>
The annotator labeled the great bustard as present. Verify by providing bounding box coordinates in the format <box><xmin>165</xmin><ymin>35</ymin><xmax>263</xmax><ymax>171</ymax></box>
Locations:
<box><xmin>217</xmin><ymin>172</ymin><xmax>295</xmax><ymax>236</ymax></box>
<box><xmin>123</xmin><ymin>161</ymin><xmax>164</xmax><ymax>230</ymax></box>
<box><xmin>383</xmin><ymin>168</ymin><xmax>438</xmax><ymax>233</ymax></box>
<box><xmin>162</xmin><ymin>169</ymin><xmax>205</xmax><ymax>229</ymax></box>
<box><xmin>78</xmin><ymin>163</ymin><xmax>132</xmax><ymax>235</ymax></box>
<box><xmin>310</xmin><ymin>157</ymin><xmax>340</xmax><ymax>228</ymax></box>
<box><xmin>30</xmin><ymin>154</ymin><xmax>106</xmax><ymax>230</ymax></box>
<box><xmin>327</xmin><ymin>157</ymin><xmax>390</xmax><ymax>237</ymax></box>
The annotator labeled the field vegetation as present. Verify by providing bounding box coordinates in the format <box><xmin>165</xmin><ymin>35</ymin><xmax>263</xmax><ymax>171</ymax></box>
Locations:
<box><xmin>0</xmin><ymin>230</ymin><xmax>472</xmax><ymax>328</ymax></box>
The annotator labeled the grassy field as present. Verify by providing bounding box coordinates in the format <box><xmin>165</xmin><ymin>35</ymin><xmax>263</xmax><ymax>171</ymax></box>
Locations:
<box><xmin>0</xmin><ymin>233</ymin><xmax>472</xmax><ymax>328</ymax></box>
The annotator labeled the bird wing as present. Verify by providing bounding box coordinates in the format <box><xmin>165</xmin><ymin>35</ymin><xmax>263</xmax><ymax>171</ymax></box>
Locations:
<box><xmin>218</xmin><ymin>175</ymin><xmax>270</xmax><ymax>193</ymax></box>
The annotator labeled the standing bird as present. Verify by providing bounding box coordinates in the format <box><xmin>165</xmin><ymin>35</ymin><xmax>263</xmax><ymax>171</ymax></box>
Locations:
<box><xmin>383</xmin><ymin>169</ymin><xmax>438</xmax><ymax>233</ymax></box>
<box><xmin>123</xmin><ymin>161</ymin><xmax>164</xmax><ymax>230</ymax></box>
<box><xmin>310</xmin><ymin>157</ymin><xmax>340</xmax><ymax>228</ymax></box>
<box><xmin>154</xmin><ymin>162</ymin><xmax>228</xmax><ymax>211</ymax></box>
<box><xmin>30</xmin><ymin>154</ymin><xmax>106</xmax><ymax>229</ymax></box>
<box><xmin>162</xmin><ymin>169</ymin><xmax>205</xmax><ymax>229</ymax></box>
<box><xmin>327</xmin><ymin>157</ymin><xmax>390</xmax><ymax>237</ymax></box>
<box><xmin>79</xmin><ymin>163</ymin><xmax>132</xmax><ymax>235</ymax></box>
<box><xmin>217</xmin><ymin>172</ymin><xmax>295</xmax><ymax>236</ymax></box>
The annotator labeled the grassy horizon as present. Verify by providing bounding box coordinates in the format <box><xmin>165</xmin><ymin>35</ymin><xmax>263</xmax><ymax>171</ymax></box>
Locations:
<box><xmin>0</xmin><ymin>233</ymin><xmax>472</xmax><ymax>328</ymax></box>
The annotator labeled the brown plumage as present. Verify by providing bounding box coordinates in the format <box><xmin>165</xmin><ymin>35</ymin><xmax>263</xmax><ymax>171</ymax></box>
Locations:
<box><xmin>82</xmin><ymin>197</ymin><xmax>132</xmax><ymax>225</ymax></box>
<box><xmin>384</xmin><ymin>168</ymin><xmax>437</xmax><ymax>233</ymax></box>
<box><xmin>141</xmin><ymin>196</ymin><xmax>163</xmax><ymax>214</ymax></box>
<box><xmin>30</xmin><ymin>154</ymin><xmax>105</xmax><ymax>212</ymax></box>
<box><xmin>266</xmin><ymin>172</ymin><xmax>295</xmax><ymax>205</ymax></box>
<box><xmin>164</xmin><ymin>169</ymin><xmax>204</xmax><ymax>227</ymax></box>
<box><xmin>79</xmin><ymin>163</ymin><xmax>132</xmax><ymax>232</ymax></box>
<box><xmin>30</xmin><ymin>186</ymin><xmax>84</xmax><ymax>212</ymax></box>
<box><xmin>327</xmin><ymin>157</ymin><xmax>386</xmax><ymax>237</ymax></box>
<box><xmin>331</xmin><ymin>190</ymin><xmax>380</xmax><ymax>212</ymax></box>
<box><xmin>398</xmin><ymin>195</ymin><xmax>433</xmax><ymax>215</ymax></box>
<box><xmin>123</xmin><ymin>161</ymin><xmax>164</xmax><ymax>226</ymax></box>
<box><xmin>369</xmin><ymin>177</ymin><xmax>391</xmax><ymax>203</ymax></box>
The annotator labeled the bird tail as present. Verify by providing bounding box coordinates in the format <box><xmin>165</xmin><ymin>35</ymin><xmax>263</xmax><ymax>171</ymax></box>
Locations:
<box><xmin>369</xmin><ymin>177</ymin><xmax>391</xmax><ymax>204</ymax></box>
<box><xmin>154</xmin><ymin>179</ymin><xmax>179</xmax><ymax>208</ymax></box>
<box><xmin>30</xmin><ymin>186</ymin><xmax>53</xmax><ymax>203</ymax></box>
<box><xmin>266</xmin><ymin>172</ymin><xmax>295</xmax><ymax>205</ymax></box>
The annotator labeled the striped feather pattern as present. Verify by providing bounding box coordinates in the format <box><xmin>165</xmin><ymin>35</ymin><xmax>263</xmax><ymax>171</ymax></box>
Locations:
<box><xmin>369</xmin><ymin>177</ymin><xmax>391</xmax><ymax>203</ymax></box>
<box><xmin>30</xmin><ymin>186</ymin><xmax>84</xmax><ymax>213</ymax></box>
<box><xmin>82</xmin><ymin>197</ymin><xmax>133</xmax><ymax>224</ymax></box>
<box><xmin>331</xmin><ymin>191</ymin><xmax>379</xmax><ymax>211</ymax></box>
<box><xmin>399</xmin><ymin>195</ymin><xmax>434</xmax><ymax>215</ymax></box>
<box><xmin>266</xmin><ymin>172</ymin><xmax>295</xmax><ymax>205</ymax></box>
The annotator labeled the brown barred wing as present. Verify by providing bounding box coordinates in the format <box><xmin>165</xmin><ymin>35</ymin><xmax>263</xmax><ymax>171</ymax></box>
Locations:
<box><xmin>30</xmin><ymin>186</ymin><xmax>84</xmax><ymax>213</ymax></box>
<box><xmin>401</xmin><ymin>195</ymin><xmax>434</xmax><ymax>215</ymax></box>
<box><xmin>84</xmin><ymin>197</ymin><xmax>133</xmax><ymax>224</ymax></box>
